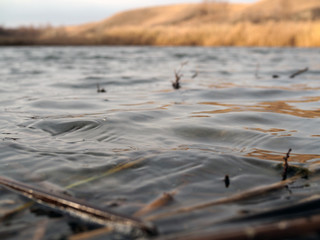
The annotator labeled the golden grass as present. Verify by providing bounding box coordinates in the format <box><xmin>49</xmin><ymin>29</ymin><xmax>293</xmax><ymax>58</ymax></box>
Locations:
<box><xmin>64</xmin><ymin>21</ymin><xmax>319</xmax><ymax>47</ymax></box>
<box><xmin>1</xmin><ymin>0</ymin><xmax>320</xmax><ymax>46</ymax></box>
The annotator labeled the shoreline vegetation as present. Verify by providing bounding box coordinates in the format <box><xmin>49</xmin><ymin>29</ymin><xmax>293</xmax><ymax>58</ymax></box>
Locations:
<box><xmin>1</xmin><ymin>0</ymin><xmax>320</xmax><ymax>47</ymax></box>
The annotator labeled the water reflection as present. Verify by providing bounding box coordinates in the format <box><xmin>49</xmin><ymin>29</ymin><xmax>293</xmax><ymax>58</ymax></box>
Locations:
<box><xmin>196</xmin><ymin>96</ymin><xmax>320</xmax><ymax>118</ymax></box>
<box><xmin>246</xmin><ymin>148</ymin><xmax>320</xmax><ymax>163</ymax></box>
<box><xmin>0</xmin><ymin>47</ymin><xmax>320</xmax><ymax>239</ymax></box>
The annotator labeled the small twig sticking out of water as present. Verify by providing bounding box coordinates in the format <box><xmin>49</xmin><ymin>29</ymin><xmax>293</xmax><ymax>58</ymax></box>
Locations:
<box><xmin>172</xmin><ymin>70</ymin><xmax>182</xmax><ymax>90</ymax></box>
<box><xmin>97</xmin><ymin>84</ymin><xmax>106</xmax><ymax>93</ymax></box>
<box><xmin>172</xmin><ymin>61</ymin><xmax>188</xmax><ymax>90</ymax></box>
<box><xmin>224</xmin><ymin>175</ymin><xmax>230</xmax><ymax>188</ymax></box>
<box><xmin>282</xmin><ymin>148</ymin><xmax>292</xmax><ymax>181</ymax></box>
<box><xmin>290</xmin><ymin>67</ymin><xmax>309</xmax><ymax>78</ymax></box>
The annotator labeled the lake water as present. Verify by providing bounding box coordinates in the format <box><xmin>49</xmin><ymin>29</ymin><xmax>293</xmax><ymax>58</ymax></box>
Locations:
<box><xmin>0</xmin><ymin>46</ymin><xmax>320</xmax><ymax>239</ymax></box>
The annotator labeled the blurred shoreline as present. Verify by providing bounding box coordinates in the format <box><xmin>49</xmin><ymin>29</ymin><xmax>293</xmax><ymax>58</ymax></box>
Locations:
<box><xmin>1</xmin><ymin>0</ymin><xmax>320</xmax><ymax>47</ymax></box>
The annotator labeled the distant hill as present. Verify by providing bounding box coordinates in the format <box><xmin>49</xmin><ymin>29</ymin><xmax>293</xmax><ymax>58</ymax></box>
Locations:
<box><xmin>1</xmin><ymin>0</ymin><xmax>320</xmax><ymax>46</ymax></box>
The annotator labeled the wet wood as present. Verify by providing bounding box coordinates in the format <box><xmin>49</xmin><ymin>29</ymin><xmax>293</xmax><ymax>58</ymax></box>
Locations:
<box><xmin>0</xmin><ymin>176</ymin><xmax>157</xmax><ymax>236</ymax></box>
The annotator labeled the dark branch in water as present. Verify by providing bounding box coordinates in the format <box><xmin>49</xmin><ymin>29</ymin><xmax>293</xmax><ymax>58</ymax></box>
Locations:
<box><xmin>0</xmin><ymin>176</ymin><xmax>157</xmax><ymax>237</ymax></box>
<box><xmin>97</xmin><ymin>84</ymin><xmax>106</xmax><ymax>93</ymax></box>
<box><xmin>290</xmin><ymin>67</ymin><xmax>308</xmax><ymax>78</ymax></box>
<box><xmin>282</xmin><ymin>148</ymin><xmax>292</xmax><ymax>181</ymax></box>
<box><xmin>172</xmin><ymin>70</ymin><xmax>182</xmax><ymax>89</ymax></box>
<box><xmin>172</xmin><ymin>61</ymin><xmax>188</xmax><ymax>90</ymax></box>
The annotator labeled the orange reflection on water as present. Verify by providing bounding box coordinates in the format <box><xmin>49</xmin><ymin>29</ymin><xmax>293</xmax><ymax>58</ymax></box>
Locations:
<box><xmin>245</xmin><ymin>127</ymin><xmax>297</xmax><ymax>136</ymax></box>
<box><xmin>195</xmin><ymin>96</ymin><xmax>320</xmax><ymax>118</ymax></box>
<box><xmin>246</xmin><ymin>148</ymin><xmax>320</xmax><ymax>163</ymax></box>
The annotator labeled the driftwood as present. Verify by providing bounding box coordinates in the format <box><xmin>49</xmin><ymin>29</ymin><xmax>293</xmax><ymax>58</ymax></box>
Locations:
<box><xmin>289</xmin><ymin>67</ymin><xmax>309</xmax><ymax>78</ymax></box>
<box><xmin>0</xmin><ymin>176</ymin><xmax>157</xmax><ymax>236</ymax></box>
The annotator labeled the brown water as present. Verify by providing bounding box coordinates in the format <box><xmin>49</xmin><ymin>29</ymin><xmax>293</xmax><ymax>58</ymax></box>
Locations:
<box><xmin>0</xmin><ymin>46</ymin><xmax>320</xmax><ymax>239</ymax></box>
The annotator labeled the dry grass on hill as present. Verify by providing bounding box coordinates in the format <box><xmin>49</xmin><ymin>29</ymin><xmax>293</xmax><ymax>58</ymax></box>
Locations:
<box><xmin>1</xmin><ymin>0</ymin><xmax>320</xmax><ymax>46</ymax></box>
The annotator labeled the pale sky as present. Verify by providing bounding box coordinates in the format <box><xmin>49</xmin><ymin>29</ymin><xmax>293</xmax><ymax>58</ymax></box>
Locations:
<box><xmin>0</xmin><ymin>0</ymin><xmax>257</xmax><ymax>27</ymax></box>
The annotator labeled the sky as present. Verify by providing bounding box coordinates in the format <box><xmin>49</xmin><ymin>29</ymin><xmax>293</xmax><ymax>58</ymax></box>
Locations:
<box><xmin>0</xmin><ymin>0</ymin><xmax>257</xmax><ymax>27</ymax></box>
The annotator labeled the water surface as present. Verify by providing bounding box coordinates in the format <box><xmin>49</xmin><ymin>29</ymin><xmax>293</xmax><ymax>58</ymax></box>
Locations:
<box><xmin>0</xmin><ymin>47</ymin><xmax>320</xmax><ymax>239</ymax></box>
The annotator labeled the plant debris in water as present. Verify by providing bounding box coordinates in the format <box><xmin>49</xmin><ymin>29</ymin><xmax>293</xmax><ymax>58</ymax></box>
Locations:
<box><xmin>282</xmin><ymin>148</ymin><xmax>292</xmax><ymax>180</ymax></box>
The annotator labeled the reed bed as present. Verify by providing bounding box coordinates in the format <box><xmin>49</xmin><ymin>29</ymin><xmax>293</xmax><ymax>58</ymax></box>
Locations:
<box><xmin>98</xmin><ymin>21</ymin><xmax>320</xmax><ymax>47</ymax></box>
<box><xmin>1</xmin><ymin>21</ymin><xmax>319</xmax><ymax>47</ymax></box>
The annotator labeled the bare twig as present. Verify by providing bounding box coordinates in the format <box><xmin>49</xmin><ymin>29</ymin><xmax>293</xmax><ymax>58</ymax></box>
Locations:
<box><xmin>290</xmin><ymin>67</ymin><xmax>308</xmax><ymax>78</ymax></box>
<box><xmin>172</xmin><ymin>61</ymin><xmax>188</xmax><ymax>90</ymax></box>
<box><xmin>282</xmin><ymin>148</ymin><xmax>292</xmax><ymax>181</ymax></box>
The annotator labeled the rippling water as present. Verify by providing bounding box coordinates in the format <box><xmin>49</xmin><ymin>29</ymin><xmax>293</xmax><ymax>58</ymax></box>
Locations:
<box><xmin>0</xmin><ymin>47</ymin><xmax>320</xmax><ymax>239</ymax></box>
